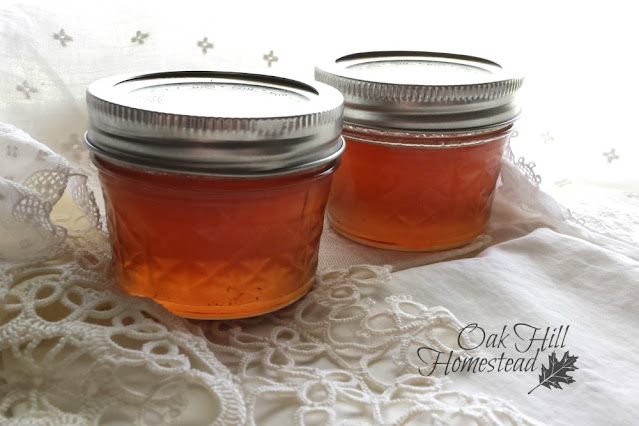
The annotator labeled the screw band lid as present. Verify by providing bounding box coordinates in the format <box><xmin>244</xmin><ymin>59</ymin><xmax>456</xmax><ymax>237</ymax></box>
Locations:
<box><xmin>315</xmin><ymin>51</ymin><xmax>523</xmax><ymax>131</ymax></box>
<box><xmin>86</xmin><ymin>71</ymin><xmax>344</xmax><ymax>176</ymax></box>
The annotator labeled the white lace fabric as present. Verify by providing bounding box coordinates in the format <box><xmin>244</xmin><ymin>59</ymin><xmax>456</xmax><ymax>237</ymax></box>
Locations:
<box><xmin>1</xmin><ymin>247</ymin><xmax>245</xmax><ymax>425</ymax></box>
<box><xmin>0</xmin><ymin>250</ymin><xmax>539</xmax><ymax>425</ymax></box>
<box><xmin>0</xmin><ymin>125</ymin><xmax>550</xmax><ymax>425</ymax></box>
<box><xmin>1</xmin><ymin>125</ymin><xmax>103</xmax><ymax>262</ymax></box>
<box><xmin>2</xmin><ymin>1</ymin><xmax>639</xmax><ymax>424</ymax></box>
<box><xmin>197</xmin><ymin>265</ymin><xmax>539</xmax><ymax>426</ymax></box>
<box><xmin>2</xmin><ymin>117</ymin><xmax>638</xmax><ymax>426</ymax></box>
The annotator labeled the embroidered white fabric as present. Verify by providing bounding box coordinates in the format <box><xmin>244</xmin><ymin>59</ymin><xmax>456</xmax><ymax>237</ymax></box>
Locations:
<box><xmin>2</xmin><ymin>1</ymin><xmax>638</xmax><ymax>424</ymax></box>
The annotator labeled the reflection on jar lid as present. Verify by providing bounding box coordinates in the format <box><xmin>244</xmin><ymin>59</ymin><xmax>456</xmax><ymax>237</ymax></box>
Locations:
<box><xmin>315</xmin><ymin>51</ymin><xmax>523</xmax><ymax>131</ymax></box>
<box><xmin>86</xmin><ymin>71</ymin><xmax>344</xmax><ymax>177</ymax></box>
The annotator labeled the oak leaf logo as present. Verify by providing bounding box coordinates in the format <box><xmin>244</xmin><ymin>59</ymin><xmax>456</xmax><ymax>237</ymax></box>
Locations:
<box><xmin>529</xmin><ymin>351</ymin><xmax>578</xmax><ymax>394</ymax></box>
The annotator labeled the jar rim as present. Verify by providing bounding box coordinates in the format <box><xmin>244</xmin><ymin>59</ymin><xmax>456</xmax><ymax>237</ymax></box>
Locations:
<box><xmin>341</xmin><ymin>122</ymin><xmax>514</xmax><ymax>149</ymax></box>
<box><xmin>92</xmin><ymin>152</ymin><xmax>340</xmax><ymax>192</ymax></box>
<box><xmin>86</xmin><ymin>132</ymin><xmax>345</xmax><ymax>178</ymax></box>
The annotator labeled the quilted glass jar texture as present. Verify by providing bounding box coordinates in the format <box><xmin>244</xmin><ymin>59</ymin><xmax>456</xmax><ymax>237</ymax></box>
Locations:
<box><xmin>329</xmin><ymin>125</ymin><xmax>512</xmax><ymax>250</ymax></box>
<box><xmin>316</xmin><ymin>51</ymin><xmax>523</xmax><ymax>251</ymax></box>
<box><xmin>85</xmin><ymin>71</ymin><xmax>344</xmax><ymax>318</ymax></box>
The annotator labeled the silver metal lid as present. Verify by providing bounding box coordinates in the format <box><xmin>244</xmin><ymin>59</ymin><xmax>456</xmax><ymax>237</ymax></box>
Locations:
<box><xmin>315</xmin><ymin>51</ymin><xmax>523</xmax><ymax>131</ymax></box>
<box><xmin>86</xmin><ymin>71</ymin><xmax>344</xmax><ymax>176</ymax></box>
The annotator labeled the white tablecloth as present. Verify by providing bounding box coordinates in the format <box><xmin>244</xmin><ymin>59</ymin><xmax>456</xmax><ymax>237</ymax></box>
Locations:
<box><xmin>392</xmin><ymin>228</ymin><xmax>639</xmax><ymax>426</ymax></box>
<box><xmin>2</xmin><ymin>1</ymin><xmax>638</xmax><ymax>424</ymax></box>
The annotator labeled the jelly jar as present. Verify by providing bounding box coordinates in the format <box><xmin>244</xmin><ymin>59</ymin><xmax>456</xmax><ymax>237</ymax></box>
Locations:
<box><xmin>85</xmin><ymin>71</ymin><xmax>344</xmax><ymax>319</ymax></box>
<box><xmin>315</xmin><ymin>51</ymin><xmax>523</xmax><ymax>251</ymax></box>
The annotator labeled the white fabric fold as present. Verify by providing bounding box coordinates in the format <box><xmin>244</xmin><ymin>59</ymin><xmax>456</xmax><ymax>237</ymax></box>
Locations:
<box><xmin>391</xmin><ymin>228</ymin><xmax>639</xmax><ymax>426</ymax></box>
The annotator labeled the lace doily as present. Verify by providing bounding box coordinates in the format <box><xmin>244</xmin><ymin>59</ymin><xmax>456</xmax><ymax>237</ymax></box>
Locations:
<box><xmin>1</xmin><ymin>2</ymin><xmax>638</xmax><ymax>423</ymax></box>
<box><xmin>0</xmin><ymin>125</ymin><xmax>546</xmax><ymax>424</ymax></box>
<box><xmin>0</xmin><ymin>251</ymin><xmax>540</xmax><ymax>425</ymax></box>
<box><xmin>0</xmin><ymin>249</ymin><xmax>244</xmax><ymax>425</ymax></box>
<box><xmin>198</xmin><ymin>264</ymin><xmax>541</xmax><ymax>425</ymax></box>
<box><xmin>0</xmin><ymin>124</ymin><xmax>103</xmax><ymax>262</ymax></box>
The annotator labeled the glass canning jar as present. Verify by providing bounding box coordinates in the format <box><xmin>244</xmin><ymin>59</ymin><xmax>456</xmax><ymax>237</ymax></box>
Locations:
<box><xmin>85</xmin><ymin>71</ymin><xmax>344</xmax><ymax>319</ymax></box>
<box><xmin>315</xmin><ymin>51</ymin><xmax>523</xmax><ymax>251</ymax></box>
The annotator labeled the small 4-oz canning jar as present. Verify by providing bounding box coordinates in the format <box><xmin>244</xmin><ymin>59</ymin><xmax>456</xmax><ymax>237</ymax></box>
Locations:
<box><xmin>315</xmin><ymin>51</ymin><xmax>523</xmax><ymax>251</ymax></box>
<box><xmin>85</xmin><ymin>71</ymin><xmax>344</xmax><ymax>319</ymax></box>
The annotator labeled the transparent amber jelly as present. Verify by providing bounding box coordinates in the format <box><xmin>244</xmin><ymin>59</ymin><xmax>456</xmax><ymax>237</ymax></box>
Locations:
<box><xmin>327</xmin><ymin>125</ymin><xmax>513</xmax><ymax>251</ymax></box>
<box><xmin>95</xmin><ymin>157</ymin><xmax>337</xmax><ymax>319</ymax></box>
<box><xmin>85</xmin><ymin>71</ymin><xmax>344</xmax><ymax>318</ymax></box>
<box><xmin>315</xmin><ymin>50</ymin><xmax>523</xmax><ymax>251</ymax></box>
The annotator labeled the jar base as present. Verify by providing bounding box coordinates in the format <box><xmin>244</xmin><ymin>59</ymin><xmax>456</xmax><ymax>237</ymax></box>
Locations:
<box><xmin>328</xmin><ymin>216</ymin><xmax>482</xmax><ymax>252</ymax></box>
<box><xmin>140</xmin><ymin>277</ymin><xmax>314</xmax><ymax>320</ymax></box>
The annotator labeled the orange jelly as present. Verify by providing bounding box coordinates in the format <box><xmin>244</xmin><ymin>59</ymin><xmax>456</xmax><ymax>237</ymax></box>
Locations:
<box><xmin>327</xmin><ymin>125</ymin><xmax>512</xmax><ymax>250</ymax></box>
<box><xmin>95</xmin><ymin>158</ymin><xmax>335</xmax><ymax>318</ymax></box>
<box><xmin>316</xmin><ymin>51</ymin><xmax>523</xmax><ymax>251</ymax></box>
<box><xmin>85</xmin><ymin>71</ymin><xmax>344</xmax><ymax>318</ymax></box>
